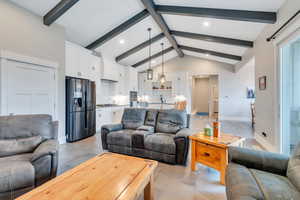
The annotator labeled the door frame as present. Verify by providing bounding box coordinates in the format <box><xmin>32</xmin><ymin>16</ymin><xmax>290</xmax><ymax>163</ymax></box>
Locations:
<box><xmin>0</xmin><ymin>50</ymin><xmax>59</xmax><ymax>120</ymax></box>
<box><xmin>275</xmin><ymin>28</ymin><xmax>300</xmax><ymax>153</ymax></box>
<box><xmin>190</xmin><ymin>74</ymin><xmax>220</xmax><ymax>118</ymax></box>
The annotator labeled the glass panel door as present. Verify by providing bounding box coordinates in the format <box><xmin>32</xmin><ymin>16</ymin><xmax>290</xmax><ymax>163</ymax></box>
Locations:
<box><xmin>280</xmin><ymin>36</ymin><xmax>300</xmax><ymax>155</ymax></box>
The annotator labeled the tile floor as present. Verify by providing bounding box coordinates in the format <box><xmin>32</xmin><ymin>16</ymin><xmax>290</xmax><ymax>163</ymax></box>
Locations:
<box><xmin>58</xmin><ymin>115</ymin><xmax>260</xmax><ymax>200</ymax></box>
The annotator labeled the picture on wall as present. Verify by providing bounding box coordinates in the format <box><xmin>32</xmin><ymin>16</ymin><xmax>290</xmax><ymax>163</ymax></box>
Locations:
<box><xmin>259</xmin><ymin>76</ymin><xmax>267</xmax><ymax>90</ymax></box>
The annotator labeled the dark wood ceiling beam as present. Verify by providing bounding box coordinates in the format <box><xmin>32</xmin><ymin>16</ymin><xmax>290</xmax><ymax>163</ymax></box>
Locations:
<box><xmin>140</xmin><ymin>0</ymin><xmax>184</xmax><ymax>57</ymax></box>
<box><xmin>179</xmin><ymin>45</ymin><xmax>242</xmax><ymax>61</ymax></box>
<box><xmin>86</xmin><ymin>9</ymin><xmax>150</xmax><ymax>50</ymax></box>
<box><xmin>156</xmin><ymin>5</ymin><xmax>277</xmax><ymax>24</ymax></box>
<box><xmin>116</xmin><ymin>33</ymin><xmax>165</xmax><ymax>62</ymax></box>
<box><xmin>132</xmin><ymin>47</ymin><xmax>174</xmax><ymax>68</ymax></box>
<box><xmin>171</xmin><ymin>30</ymin><xmax>253</xmax><ymax>48</ymax></box>
<box><xmin>44</xmin><ymin>0</ymin><xmax>80</xmax><ymax>26</ymax></box>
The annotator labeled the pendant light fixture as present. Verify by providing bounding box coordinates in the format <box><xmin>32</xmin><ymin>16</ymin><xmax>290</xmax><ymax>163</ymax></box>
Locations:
<box><xmin>146</xmin><ymin>28</ymin><xmax>153</xmax><ymax>80</ymax></box>
<box><xmin>159</xmin><ymin>42</ymin><xmax>166</xmax><ymax>85</ymax></box>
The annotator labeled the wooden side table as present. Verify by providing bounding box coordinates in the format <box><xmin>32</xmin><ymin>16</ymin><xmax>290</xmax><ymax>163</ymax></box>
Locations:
<box><xmin>189</xmin><ymin>133</ymin><xmax>245</xmax><ymax>185</ymax></box>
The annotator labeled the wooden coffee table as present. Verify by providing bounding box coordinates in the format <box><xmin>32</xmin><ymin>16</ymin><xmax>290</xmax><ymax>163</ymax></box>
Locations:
<box><xmin>189</xmin><ymin>133</ymin><xmax>245</xmax><ymax>185</ymax></box>
<box><xmin>16</xmin><ymin>153</ymin><xmax>158</xmax><ymax>200</ymax></box>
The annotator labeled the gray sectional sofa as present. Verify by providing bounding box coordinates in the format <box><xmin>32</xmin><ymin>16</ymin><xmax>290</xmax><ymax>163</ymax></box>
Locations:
<box><xmin>0</xmin><ymin>115</ymin><xmax>59</xmax><ymax>200</ymax></box>
<box><xmin>226</xmin><ymin>145</ymin><xmax>300</xmax><ymax>200</ymax></box>
<box><xmin>101</xmin><ymin>108</ymin><xmax>192</xmax><ymax>165</ymax></box>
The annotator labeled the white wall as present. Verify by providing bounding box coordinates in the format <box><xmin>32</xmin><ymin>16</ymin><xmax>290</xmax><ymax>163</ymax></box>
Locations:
<box><xmin>245</xmin><ymin>0</ymin><xmax>300</xmax><ymax>152</ymax></box>
<box><xmin>148</xmin><ymin>55</ymin><xmax>255</xmax><ymax>121</ymax></box>
<box><xmin>0</xmin><ymin>1</ymin><xmax>66</xmax><ymax>143</ymax></box>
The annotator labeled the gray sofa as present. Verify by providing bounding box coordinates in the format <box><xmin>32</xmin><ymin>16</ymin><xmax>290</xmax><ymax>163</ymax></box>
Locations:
<box><xmin>226</xmin><ymin>145</ymin><xmax>300</xmax><ymax>200</ymax></box>
<box><xmin>0</xmin><ymin>115</ymin><xmax>59</xmax><ymax>200</ymax></box>
<box><xmin>101</xmin><ymin>108</ymin><xmax>192</xmax><ymax>165</ymax></box>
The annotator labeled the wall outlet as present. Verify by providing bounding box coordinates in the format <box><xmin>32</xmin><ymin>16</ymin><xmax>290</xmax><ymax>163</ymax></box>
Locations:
<box><xmin>262</xmin><ymin>132</ymin><xmax>267</xmax><ymax>137</ymax></box>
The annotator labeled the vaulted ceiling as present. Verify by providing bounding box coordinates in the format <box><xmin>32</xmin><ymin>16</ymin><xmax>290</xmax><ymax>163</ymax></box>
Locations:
<box><xmin>10</xmin><ymin>0</ymin><xmax>285</xmax><ymax>69</ymax></box>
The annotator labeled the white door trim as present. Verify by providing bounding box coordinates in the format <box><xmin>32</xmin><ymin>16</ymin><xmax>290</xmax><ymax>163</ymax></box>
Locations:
<box><xmin>0</xmin><ymin>50</ymin><xmax>59</xmax><ymax>120</ymax></box>
<box><xmin>0</xmin><ymin>50</ymin><xmax>59</xmax><ymax>69</ymax></box>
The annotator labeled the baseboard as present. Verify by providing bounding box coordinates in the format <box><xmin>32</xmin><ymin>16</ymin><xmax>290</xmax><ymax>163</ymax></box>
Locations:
<box><xmin>254</xmin><ymin>132</ymin><xmax>277</xmax><ymax>152</ymax></box>
<box><xmin>219</xmin><ymin>116</ymin><xmax>251</xmax><ymax>122</ymax></box>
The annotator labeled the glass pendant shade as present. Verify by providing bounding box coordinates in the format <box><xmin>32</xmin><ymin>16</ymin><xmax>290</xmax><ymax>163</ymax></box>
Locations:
<box><xmin>160</xmin><ymin>74</ymin><xmax>166</xmax><ymax>84</ymax></box>
<box><xmin>147</xmin><ymin>68</ymin><xmax>153</xmax><ymax>80</ymax></box>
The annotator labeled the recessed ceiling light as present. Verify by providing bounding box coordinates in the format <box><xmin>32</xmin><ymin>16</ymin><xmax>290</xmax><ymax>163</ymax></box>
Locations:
<box><xmin>205</xmin><ymin>53</ymin><xmax>209</xmax><ymax>57</ymax></box>
<box><xmin>119</xmin><ymin>39</ymin><xmax>125</xmax><ymax>44</ymax></box>
<box><xmin>151</xmin><ymin>60</ymin><xmax>156</xmax><ymax>64</ymax></box>
<box><xmin>203</xmin><ymin>21</ymin><xmax>210</xmax><ymax>27</ymax></box>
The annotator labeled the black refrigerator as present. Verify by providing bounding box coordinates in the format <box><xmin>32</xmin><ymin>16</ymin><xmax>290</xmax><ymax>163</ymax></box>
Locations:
<box><xmin>66</xmin><ymin>77</ymin><xmax>96</xmax><ymax>142</ymax></box>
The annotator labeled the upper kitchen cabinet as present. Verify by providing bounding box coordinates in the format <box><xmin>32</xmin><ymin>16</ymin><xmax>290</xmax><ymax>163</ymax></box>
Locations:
<box><xmin>65</xmin><ymin>41</ymin><xmax>100</xmax><ymax>81</ymax></box>
<box><xmin>65</xmin><ymin>41</ymin><xmax>79</xmax><ymax>78</ymax></box>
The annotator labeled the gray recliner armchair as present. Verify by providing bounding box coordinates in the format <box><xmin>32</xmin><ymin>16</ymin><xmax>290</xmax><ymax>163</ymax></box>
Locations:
<box><xmin>226</xmin><ymin>145</ymin><xmax>300</xmax><ymax>200</ymax></box>
<box><xmin>0</xmin><ymin>115</ymin><xmax>59</xmax><ymax>200</ymax></box>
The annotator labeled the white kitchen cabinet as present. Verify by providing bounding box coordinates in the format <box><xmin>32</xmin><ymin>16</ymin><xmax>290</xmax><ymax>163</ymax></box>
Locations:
<box><xmin>65</xmin><ymin>41</ymin><xmax>100</xmax><ymax>81</ymax></box>
<box><xmin>65</xmin><ymin>42</ymin><xmax>80</xmax><ymax>78</ymax></box>
<box><xmin>96</xmin><ymin>110</ymin><xmax>103</xmax><ymax>132</ymax></box>
<box><xmin>112</xmin><ymin>108</ymin><xmax>124</xmax><ymax>123</ymax></box>
<box><xmin>89</xmin><ymin>55</ymin><xmax>101</xmax><ymax>82</ymax></box>
<box><xmin>79</xmin><ymin>49</ymin><xmax>92</xmax><ymax>79</ymax></box>
<box><xmin>96</xmin><ymin>107</ymin><xmax>124</xmax><ymax>132</ymax></box>
<box><xmin>96</xmin><ymin>108</ymin><xmax>113</xmax><ymax>132</ymax></box>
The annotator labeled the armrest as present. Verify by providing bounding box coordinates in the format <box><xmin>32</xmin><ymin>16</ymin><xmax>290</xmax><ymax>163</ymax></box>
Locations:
<box><xmin>229</xmin><ymin>146</ymin><xmax>289</xmax><ymax>176</ymax></box>
<box><xmin>174</xmin><ymin>128</ymin><xmax>194</xmax><ymax>165</ymax></box>
<box><xmin>102</xmin><ymin>123</ymin><xmax>123</xmax><ymax>132</ymax></box>
<box><xmin>174</xmin><ymin>128</ymin><xmax>194</xmax><ymax>139</ymax></box>
<box><xmin>31</xmin><ymin>139</ymin><xmax>58</xmax><ymax>162</ymax></box>
<box><xmin>101</xmin><ymin>123</ymin><xmax>123</xmax><ymax>150</ymax></box>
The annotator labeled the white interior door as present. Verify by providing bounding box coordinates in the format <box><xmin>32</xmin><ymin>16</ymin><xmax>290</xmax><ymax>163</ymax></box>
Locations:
<box><xmin>3</xmin><ymin>60</ymin><xmax>56</xmax><ymax>117</ymax></box>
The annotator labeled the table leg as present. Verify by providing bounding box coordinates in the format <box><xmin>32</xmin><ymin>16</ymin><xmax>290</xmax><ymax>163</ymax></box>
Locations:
<box><xmin>144</xmin><ymin>175</ymin><xmax>154</xmax><ymax>200</ymax></box>
<box><xmin>220</xmin><ymin>167</ymin><xmax>226</xmax><ymax>185</ymax></box>
<box><xmin>220</xmin><ymin>149</ymin><xmax>228</xmax><ymax>185</ymax></box>
<box><xmin>191</xmin><ymin>140</ymin><xmax>197</xmax><ymax>171</ymax></box>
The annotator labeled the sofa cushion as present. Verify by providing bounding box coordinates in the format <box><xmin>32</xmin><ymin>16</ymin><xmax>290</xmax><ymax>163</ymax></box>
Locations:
<box><xmin>250</xmin><ymin>168</ymin><xmax>300</xmax><ymax>200</ymax></box>
<box><xmin>287</xmin><ymin>142</ymin><xmax>300</xmax><ymax>191</ymax></box>
<box><xmin>144</xmin><ymin>110</ymin><xmax>158</xmax><ymax>127</ymax></box>
<box><xmin>0</xmin><ymin>161</ymin><xmax>35</xmax><ymax>193</ymax></box>
<box><xmin>0</xmin><ymin>136</ymin><xmax>43</xmax><ymax>157</ymax></box>
<box><xmin>137</xmin><ymin>126</ymin><xmax>154</xmax><ymax>133</ymax></box>
<box><xmin>226</xmin><ymin>163</ymin><xmax>264</xmax><ymax>200</ymax></box>
<box><xmin>144</xmin><ymin>133</ymin><xmax>175</xmax><ymax>154</ymax></box>
<box><xmin>156</xmin><ymin>110</ymin><xmax>187</xmax><ymax>134</ymax></box>
<box><xmin>132</xmin><ymin>130</ymin><xmax>153</xmax><ymax>149</ymax></box>
<box><xmin>107</xmin><ymin>129</ymin><xmax>135</xmax><ymax>147</ymax></box>
<box><xmin>122</xmin><ymin>108</ymin><xmax>146</xmax><ymax>130</ymax></box>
